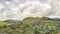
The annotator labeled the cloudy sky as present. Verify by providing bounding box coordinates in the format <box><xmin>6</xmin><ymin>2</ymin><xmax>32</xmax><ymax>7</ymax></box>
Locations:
<box><xmin>0</xmin><ymin>0</ymin><xmax>60</xmax><ymax>21</ymax></box>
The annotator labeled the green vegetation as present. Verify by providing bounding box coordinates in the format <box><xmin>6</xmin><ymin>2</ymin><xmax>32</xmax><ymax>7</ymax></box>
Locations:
<box><xmin>0</xmin><ymin>17</ymin><xmax>60</xmax><ymax>34</ymax></box>
<box><xmin>0</xmin><ymin>21</ymin><xmax>6</xmax><ymax>26</ymax></box>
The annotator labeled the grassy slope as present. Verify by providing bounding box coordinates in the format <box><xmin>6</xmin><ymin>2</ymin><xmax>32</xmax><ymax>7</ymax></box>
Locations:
<box><xmin>0</xmin><ymin>21</ymin><xmax>7</xmax><ymax>26</ymax></box>
<box><xmin>0</xmin><ymin>17</ymin><xmax>60</xmax><ymax>34</ymax></box>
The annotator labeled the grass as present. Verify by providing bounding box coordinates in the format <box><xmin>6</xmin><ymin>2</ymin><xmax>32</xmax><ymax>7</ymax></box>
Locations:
<box><xmin>0</xmin><ymin>21</ymin><xmax>6</xmax><ymax>26</ymax></box>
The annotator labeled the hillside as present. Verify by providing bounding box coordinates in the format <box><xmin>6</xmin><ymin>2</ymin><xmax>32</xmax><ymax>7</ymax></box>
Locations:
<box><xmin>0</xmin><ymin>17</ymin><xmax>60</xmax><ymax>34</ymax></box>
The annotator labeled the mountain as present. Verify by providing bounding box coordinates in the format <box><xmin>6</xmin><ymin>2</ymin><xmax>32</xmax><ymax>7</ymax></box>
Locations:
<box><xmin>0</xmin><ymin>17</ymin><xmax>60</xmax><ymax>34</ymax></box>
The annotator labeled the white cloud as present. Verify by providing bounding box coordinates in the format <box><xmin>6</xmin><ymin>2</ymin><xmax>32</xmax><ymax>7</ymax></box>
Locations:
<box><xmin>0</xmin><ymin>0</ymin><xmax>60</xmax><ymax>21</ymax></box>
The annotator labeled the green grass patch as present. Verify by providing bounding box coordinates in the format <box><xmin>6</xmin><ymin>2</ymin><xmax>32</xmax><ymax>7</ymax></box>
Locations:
<box><xmin>0</xmin><ymin>21</ymin><xmax>6</xmax><ymax>26</ymax></box>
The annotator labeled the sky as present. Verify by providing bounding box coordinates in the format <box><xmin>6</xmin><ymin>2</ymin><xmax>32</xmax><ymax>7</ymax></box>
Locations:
<box><xmin>0</xmin><ymin>0</ymin><xmax>60</xmax><ymax>21</ymax></box>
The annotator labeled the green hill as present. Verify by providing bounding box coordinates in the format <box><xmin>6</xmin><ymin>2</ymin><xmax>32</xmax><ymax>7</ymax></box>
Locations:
<box><xmin>0</xmin><ymin>17</ymin><xmax>60</xmax><ymax>34</ymax></box>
